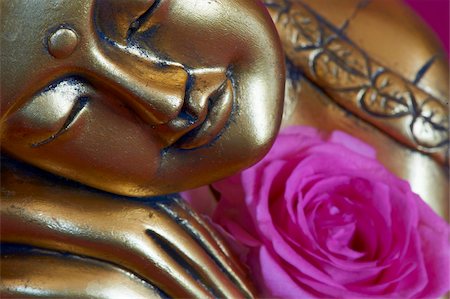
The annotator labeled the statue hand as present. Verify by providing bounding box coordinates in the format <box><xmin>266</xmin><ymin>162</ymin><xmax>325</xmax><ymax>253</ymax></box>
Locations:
<box><xmin>1</xmin><ymin>159</ymin><xmax>254</xmax><ymax>298</ymax></box>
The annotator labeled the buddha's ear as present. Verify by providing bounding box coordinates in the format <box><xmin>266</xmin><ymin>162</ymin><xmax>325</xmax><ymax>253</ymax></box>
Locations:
<box><xmin>94</xmin><ymin>0</ymin><xmax>163</xmax><ymax>44</ymax></box>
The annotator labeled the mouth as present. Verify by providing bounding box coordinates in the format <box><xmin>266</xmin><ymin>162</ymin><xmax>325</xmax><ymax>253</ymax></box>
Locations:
<box><xmin>158</xmin><ymin>77</ymin><xmax>234</xmax><ymax>150</ymax></box>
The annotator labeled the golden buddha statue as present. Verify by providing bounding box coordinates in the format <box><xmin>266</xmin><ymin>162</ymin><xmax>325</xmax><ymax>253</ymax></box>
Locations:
<box><xmin>1</xmin><ymin>0</ymin><xmax>284</xmax><ymax>297</ymax></box>
<box><xmin>1</xmin><ymin>0</ymin><xmax>448</xmax><ymax>298</ymax></box>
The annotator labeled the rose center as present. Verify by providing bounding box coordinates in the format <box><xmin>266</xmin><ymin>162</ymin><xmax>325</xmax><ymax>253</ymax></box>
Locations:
<box><xmin>313</xmin><ymin>197</ymin><xmax>367</xmax><ymax>260</ymax></box>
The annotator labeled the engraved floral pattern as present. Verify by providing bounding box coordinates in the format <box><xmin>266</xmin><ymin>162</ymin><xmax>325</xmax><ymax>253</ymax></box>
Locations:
<box><xmin>359</xmin><ymin>71</ymin><xmax>411</xmax><ymax>118</ymax></box>
<box><xmin>265</xmin><ymin>0</ymin><xmax>449</xmax><ymax>158</ymax></box>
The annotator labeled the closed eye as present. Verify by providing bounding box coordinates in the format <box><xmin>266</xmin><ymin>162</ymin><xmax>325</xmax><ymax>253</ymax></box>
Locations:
<box><xmin>31</xmin><ymin>96</ymin><xmax>90</xmax><ymax>147</ymax></box>
<box><xmin>126</xmin><ymin>0</ymin><xmax>161</xmax><ymax>42</ymax></box>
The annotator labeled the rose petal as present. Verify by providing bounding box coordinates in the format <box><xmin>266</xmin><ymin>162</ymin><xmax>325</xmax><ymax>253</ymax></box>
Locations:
<box><xmin>181</xmin><ymin>186</ymin><xmax>217</xmax><ymax>217</ymax></box>
<box><xmin>414</xmin><ymin>198</ymin><xmax>450</xmax><ymax>298</ymax></box>
<box><xmin>257</xmin><ymin>245</ymin><xmax>317</xmax><ymax>298</ymax></box>
<box><xmin>268</xmin><ymin>227</ymin><xmax>344</xmax><ymax>288</ymax></box>
<box><xmin>209</xmin><ymin>126</ymin><xmax>450</xmax><ymax>298</ymax></box>
<box><xmin>329</xmin><ymin>131</ymin><xmax>377</xmax><ymax>158</ymax></box>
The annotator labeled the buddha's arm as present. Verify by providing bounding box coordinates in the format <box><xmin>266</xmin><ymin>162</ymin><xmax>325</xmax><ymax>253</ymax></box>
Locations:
<box><xmin>265</xmin><ymin>0</ymin><xmax>449</xmax><ymax>218</ymax></box>
<box><xmin>0</xmin><ymin>158</ymin><xmax>255</xmax><ymax>298</ymax></box>
<box><xmin>267</xmin><ymin>0</ymin><xmax>448</xmax><ymax>163</ymax></box>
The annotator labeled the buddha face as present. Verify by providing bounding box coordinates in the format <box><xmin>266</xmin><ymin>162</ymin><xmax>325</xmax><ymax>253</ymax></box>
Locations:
<box><xmin>0</xmin><ymin>0</ymin><xmax>284</xmax><ymax>196</ymax></box>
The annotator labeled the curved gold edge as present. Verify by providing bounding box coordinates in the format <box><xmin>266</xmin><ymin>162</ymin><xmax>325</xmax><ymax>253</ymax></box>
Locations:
<box><xmin>1</xmin><ymin>248</ymin><xmax>165</xmax><ymax>299</ymax></box>
<box><xmin>1</xmin><ymin>156</ymin><xmax>256</xmax><ymax>299</ymax></box>
<box><xmin>265</xmin><ymin>0</ymin><xmax>449</xmax><ymax>165</ymax></box>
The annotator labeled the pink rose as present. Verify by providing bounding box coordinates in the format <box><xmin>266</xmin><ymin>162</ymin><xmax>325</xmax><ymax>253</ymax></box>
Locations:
<box><xmin>201</xmin><ymin>126</ymin><xmax>449</xmax><ymax>298</ymax></box>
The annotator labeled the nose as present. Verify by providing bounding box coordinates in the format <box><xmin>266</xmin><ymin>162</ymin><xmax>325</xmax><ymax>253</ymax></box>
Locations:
<box><xmin>85</xmin><ymin>43</ymin><xmax>188</xmax><ymax>125</ymax></box>
<box><xmin>157</xmin><ymin>68</ymin><xmax>233</xmax><ymax>147</ymax></box>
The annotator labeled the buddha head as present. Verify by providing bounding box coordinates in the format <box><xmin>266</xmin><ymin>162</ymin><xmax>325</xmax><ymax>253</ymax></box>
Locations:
<box><xmin>0</xmin><ymin>0</ymin><xmax>285</xmax><ymax>196</ymax></box>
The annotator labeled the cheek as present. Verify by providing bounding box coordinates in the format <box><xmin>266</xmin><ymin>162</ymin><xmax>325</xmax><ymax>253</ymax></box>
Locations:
<box><xmin>2</xmin><ymin>91</ymin><xmax>164</xmax><ymax>196</ymax></box>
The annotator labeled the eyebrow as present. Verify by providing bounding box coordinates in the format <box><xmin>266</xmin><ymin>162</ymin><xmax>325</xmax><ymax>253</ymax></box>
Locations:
<box><xmin>126</xmin><ymin>0</ymin><xmax>162</xmax><ymax>42</ymax></box>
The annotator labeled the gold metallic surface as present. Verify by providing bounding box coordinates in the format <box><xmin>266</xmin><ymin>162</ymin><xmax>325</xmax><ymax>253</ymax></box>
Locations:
<box><xmin>2</xmin><ymin>1</ymin><xmax>283</xmax><ymax>297</ymax></box>
<box><xmin>1</xmin><ymin>159</ymin><xmax>256</xmax><ymax>298</ymax></box>
<box><xmin>271</xmin><ymin>0</ymin><xmax>449</xmax><ymax>219</ymax></box>
<box><xmin>299</xmin><ymin>0</ymin><xmax>449</xmax><ymax>103</ymax></box>
<box><xmin>266</xmin><ymin>0</ymin><xmax>449</xmax><ymax>164</ymax></box>
<box><xmin>1</xmin><ymin>0</ymin><xmax>285</xmax><ymax>196</ymax></box>
<box><xmin>1</xmin><ymin>0</ymin><xmax>449</xmax><ymax>298</ymax></box>
<box><xmin>48</xmin><ymin>28</ymin><xmax>79</xmax><ymax>59</ymax></box>
<box><xmin>2</xmin><ymin>254</ymin><xmax>164</xmax><ymax>298</ymax></box>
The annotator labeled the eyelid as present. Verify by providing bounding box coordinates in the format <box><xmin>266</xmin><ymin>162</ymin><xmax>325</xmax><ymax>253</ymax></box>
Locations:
<box><xmin>31</xmin><ymin>96</ymin><xmax>90</xmax><ymax>147</ymax></box>
<box><xmin>5</xmin><ymin>79</ymin><xmax>92</xmax><ymax>146</ymax></box>
<box><xmin>126</xmin><ymin>0</ymin><xmax>161</xmax><ymax>41</ymax></box>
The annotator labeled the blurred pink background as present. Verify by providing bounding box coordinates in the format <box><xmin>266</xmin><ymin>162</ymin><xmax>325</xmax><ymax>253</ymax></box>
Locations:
<box><xmin>405</xmin><ymin>0</ymin><xmax>449</xmax><ymax>54</ymax></box>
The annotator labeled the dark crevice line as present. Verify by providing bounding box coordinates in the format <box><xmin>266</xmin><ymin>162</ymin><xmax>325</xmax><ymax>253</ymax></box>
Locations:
<box><xmin>126</xmin><ymin>0</ymin><xmax>162</xmax><ymax>42</ymax></box>
<box><xmin>322</xmin><ymin>47</ymin><xmax>368</xmax><ymax>78</ymax></box>
<box><xmin>339</xmin><ymin>0</ymin><xmax>372</xmax><ymax>32</ymax></box>
<box><xmin>299</xmin><ymin>0</ymin><xmax>363</xmax><ymax>45</ymax></box>
<box><xmin>174</xmin><ymin>197</ymin><xmax>250</xmax><ymax>286</ymax></box>
<box><xmin>175</xmin><ymin>198</ymin><xmax>233</xmax><ymax>262</ymax></box>
<box><xmin>287</xmin><ymin>56</ymin><xmax>449</xmax><ymax>155</ymax></box>
<box><xmin>296</xmin><ymin>0</ymin><xmax>439</xmax><ymax>96</ymax></box>
<box><xmin>413</xmin><ymin>55</ymin><xmax>437</xmax><ymax>85</ymax></box>
<box><xmin>0</xmin><ymin>242</ymin><xmax>170</xmax><ymax>299</ymax></box>
<box><xmin>31</xmin><ymin>96</ymin><xmax>90</xmax><ymax>147</ymax></box>
<box><xmin>156</xmin><ymin>200</ymin><xmax>252</xmax><ymax>299</ymax></box>
<box><xmin>179</xmin><ymin>72</ymin><xmax>197</xmax><ymax>123</ymax></box>
<box><xmin>145</xmin><ymin>229</ymin><xmax>220</xmax><ymax>298</ymax></box>
<box><xmin>295</xmin><ymin>0</ymin><xmax>372</xmax><ymax>78</ymax></box>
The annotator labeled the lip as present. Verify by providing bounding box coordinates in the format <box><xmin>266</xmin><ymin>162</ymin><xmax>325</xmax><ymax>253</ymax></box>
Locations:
<box><xmin>176</xmin><ymin>78</ymin><xmax>233</xmax><ymax>149</ymax></box>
